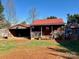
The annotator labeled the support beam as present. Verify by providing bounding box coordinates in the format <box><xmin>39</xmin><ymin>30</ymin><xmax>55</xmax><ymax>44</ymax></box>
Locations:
<box><xmin>41</xmin><ymin>26</ymin><xmax>42</xmax><ymax>38</ymax></box>
<box><xmin>51</xmin><ymin>26</ymin><xmax>54</xmax><ymax>39</ymax></box>
<box><xmin>30</xmin><ymin>26</ymin><xmax>32</xmax><ymax>40</ymax></box>
<box><xmin>51</xmin><ymin>26</ymin><xmax>53</xmax><ymax>32</ymax></box>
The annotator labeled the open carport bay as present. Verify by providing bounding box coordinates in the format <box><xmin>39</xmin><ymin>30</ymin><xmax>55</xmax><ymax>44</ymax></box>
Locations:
<box><xmin>9</xmin><ymin>28</ymin><xmax>30</xmax><ymax>38</ymax></box>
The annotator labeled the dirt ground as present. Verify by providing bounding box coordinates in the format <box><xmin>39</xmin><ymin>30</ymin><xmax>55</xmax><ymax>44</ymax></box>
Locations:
<box><xmin>0</xmin><ymin>39</ymin><xmax>79</xmax><ymax>59</ymax></box>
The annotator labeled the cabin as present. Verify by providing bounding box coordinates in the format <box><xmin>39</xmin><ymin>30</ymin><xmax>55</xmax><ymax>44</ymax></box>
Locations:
<box><xmin>9</xmin><ymin>18</ymin><xmax>64</xmax><ymax>40</ymax></box>
<box><xmin>30</xmin><ymin>19</ymin><xmax>64</xmax><ymax>40</ymax></box>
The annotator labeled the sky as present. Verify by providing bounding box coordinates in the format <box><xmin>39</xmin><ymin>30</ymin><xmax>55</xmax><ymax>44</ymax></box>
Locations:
<box><xmin>1</xmin><ymin>0</ymin><xmax>79</xmax><ymax>24</ymax></box>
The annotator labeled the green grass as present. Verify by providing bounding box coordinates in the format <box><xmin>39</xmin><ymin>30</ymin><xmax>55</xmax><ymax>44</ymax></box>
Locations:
<box><xmin>0</xmin><ymin>39</ymin><xmax>79</xmax><ymax>55</ymax></box>
<box><xmin>0</xmin><ymin>40</ymin><xmax>60</xmax><ymax>54</ymax></box>
<box><xmin>25</xmin><ymin>40</ymin><xmax>60</xmax><ymax>47</ymax></box>
<box><xmin>0</xmin><ymin>40</ymin><xmax>16</xmax><ymax>53</ymax></box>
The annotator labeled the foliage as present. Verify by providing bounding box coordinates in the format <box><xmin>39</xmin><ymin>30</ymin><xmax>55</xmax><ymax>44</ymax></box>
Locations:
<box><xmin>0</xmin><ymin>0</ymin><xmax>4</xmax><ymax>21</ymax></box>
<box><xmin>20</xmin><ymin>21</ymin><xmax>26</xmax><ymax>24</ymax></box>
<box><xmin>0</xmin><ymin>14</ymin><xmax>11</xmax><ymax>29</ymax></box>
<box><xmin>0</xmin><ymin>0</ymin><xmax>4</xmax><ymax>14</ymax></box>
<box><xmin>47</xmin><ymin>16</ymin><xmax>57</xmax><ymax>19</ymax></box>
<box><xmin>67</xmin><ymin>14</ymin><xmax>79</xmax><ymax>24</ymax></box>
<box><xmin>0</xmin><ymin>21</ymin><xmax>11</xmax><ymax>29</ymax></box>
<box><xmin>0</xmin><ymin>0</ymin><xmax>11</xmax><ymax>28</ymax></box>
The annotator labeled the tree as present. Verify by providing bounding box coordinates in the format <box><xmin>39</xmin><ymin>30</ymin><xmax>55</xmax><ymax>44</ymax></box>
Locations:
<box><xmin>27</xmin><ymin>7</ymin><xmax>38</xmax><ymax>23</ymax></box>
<box><xmin>67</xmin><ymin>14</ymin><xmax>79</xmax><ymax>24</ymax></box>
<box><xmin>0</xmin><ymin>0</ymin><xmax>11</xmax><ymax>28</ymax></box>
<box><xmin>0</xmin><ymin>0</ymin><xmax>4</xmax><ymax>14</ymax></box>
<box><xmin>7</xmin><ymin>0</ymin><xmax>17</xmax><ymax>25</ymax></box>
<box><xmin>47</xmin><ymin>16</ymin><xmax>57</xmax><ymax>19</ymax></box>
<box><xmin>20</xmin><ymin>21</ymin><xmax>26</xmax><ymax>24</ymax></box>
<box><xmin>0</xmin><ymin>0</ymin><xmax>4</xmax><ymax>21</ymax></box>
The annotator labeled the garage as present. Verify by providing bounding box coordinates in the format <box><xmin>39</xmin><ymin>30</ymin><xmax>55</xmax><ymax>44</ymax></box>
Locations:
<box><xmin>9</xmin><ymin>24</ymin><xmax>30</xmax><ymax>38</ymax></box>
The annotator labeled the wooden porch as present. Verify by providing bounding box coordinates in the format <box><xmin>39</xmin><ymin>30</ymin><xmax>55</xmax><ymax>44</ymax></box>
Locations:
<box><xmin>30</xmin><ymin>25</ymin><xmax>62</xmax><ymax>40</ymax></box>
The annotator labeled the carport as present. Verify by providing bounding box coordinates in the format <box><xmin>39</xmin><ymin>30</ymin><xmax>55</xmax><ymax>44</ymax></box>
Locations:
<box><xmin>9</xmin><ymin>24</ymin><xmax>30</xmax><ymax>38</ymax></box>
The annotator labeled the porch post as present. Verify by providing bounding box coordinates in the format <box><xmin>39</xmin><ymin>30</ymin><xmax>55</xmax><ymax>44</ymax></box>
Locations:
<box><xmin>41</xmin><ymin>26</ymin><xmax>42</xmax><ymax>38</ymax></box>
<box><xmin>51</xmin><ymin>26</ymin><xmax>53</xmax><ymax>31</ymax></box>
<box><xmin>30</xmin><ymin>26</ymin><xmax>32</xmax><ymax>40</ymax></box>
<box><xmin>51</xmin><ymin>25</ymin><xmax>53</xmax><ymax>39</ymax></box>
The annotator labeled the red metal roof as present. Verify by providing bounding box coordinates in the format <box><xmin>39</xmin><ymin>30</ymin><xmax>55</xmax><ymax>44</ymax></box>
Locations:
<box><xmin>32</xmin><ymin>18</ymin><xmax>64</xmax><ymax>26</ymax></box>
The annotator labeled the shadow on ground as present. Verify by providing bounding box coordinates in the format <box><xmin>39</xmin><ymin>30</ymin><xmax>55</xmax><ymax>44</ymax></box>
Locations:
<box><xmin>47</xmin><ymin>39</ymin><xmax>79</xmax><ymax>59</ymax></box>
<box><xmin>54</xmin><ymin>39</ymin><xmax>79</xmax><ymax>55</ymax></box>
<box><xmin>47</xmin><ymin>47</ymin><xmax>73</xmax><ymax>59</ymax></box>
<box><xmin>48</xmin><ymin>52</ymin><xmax>72</xmax><ymax>59</ymax></box>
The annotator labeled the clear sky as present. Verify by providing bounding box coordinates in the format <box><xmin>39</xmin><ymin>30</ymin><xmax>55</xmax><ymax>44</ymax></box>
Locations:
<box><xmin>1</xmin><ymin>0</ymin><xmax>79</xmax><ymax>23</ymax></box>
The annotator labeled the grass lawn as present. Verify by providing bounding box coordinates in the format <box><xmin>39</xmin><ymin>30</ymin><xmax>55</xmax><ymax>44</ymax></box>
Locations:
<box><xmin>0</xmin><ymin>40</ymin><xmax>16</xmax><ymax>54</ymax></box>
<box><xmin>0</xmin><ymin>39</ymin><xmax>79</xmax><ymax>55</ymax></box>
<box><xmin>0</xmin><ymin>40</ymin><xmax>60</xmax><ymax>54</ymax></box>
<box><xmin>23</xmin><ymin>40</ymin><xmax>60</xmax><ymax>47</ymax></box>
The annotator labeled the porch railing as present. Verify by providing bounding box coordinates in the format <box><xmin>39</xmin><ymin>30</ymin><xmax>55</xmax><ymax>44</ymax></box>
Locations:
<box><xmin>31</xmin><ymin>31</ymin><xmax>41</xmax><ymax>38</ymax></box>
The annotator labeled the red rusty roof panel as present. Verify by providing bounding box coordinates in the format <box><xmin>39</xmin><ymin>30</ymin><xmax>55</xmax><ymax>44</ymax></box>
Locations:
<box><xmin>32</xmin><ymin>19</ymin><xmax>64</xmax><ymax>25</ymax></box>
